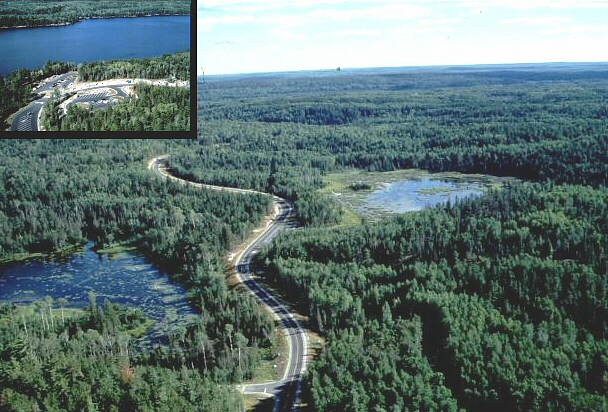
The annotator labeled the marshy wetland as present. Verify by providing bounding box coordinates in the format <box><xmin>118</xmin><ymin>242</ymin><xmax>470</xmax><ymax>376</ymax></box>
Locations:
<box><xmin>0</xmin><ymin>242</ymin><xmax>196</xmax><ymax>341</ymax></box>
<box><xmin>321</xmin><ymin>169</ymin><xmax>519</xmax><ymax>222</ymax></box>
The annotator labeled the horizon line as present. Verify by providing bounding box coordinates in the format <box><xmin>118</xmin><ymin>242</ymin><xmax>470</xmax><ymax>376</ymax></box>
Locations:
<box><xmin>197</xmin><ymin>60</ymin><xmax>608</xmax><ymax>77</ymax></box>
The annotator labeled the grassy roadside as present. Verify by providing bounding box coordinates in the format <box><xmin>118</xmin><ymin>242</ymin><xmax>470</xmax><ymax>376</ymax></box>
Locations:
<box><xmin>221</xmin><ymin>196</ymin><xmax>326</xmax><ymax>411</ymax></box>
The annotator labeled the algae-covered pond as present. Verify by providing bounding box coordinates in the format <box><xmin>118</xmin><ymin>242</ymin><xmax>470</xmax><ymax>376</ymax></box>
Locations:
<box><xmin>0</xmin><ymin>242</ymin><xmax>196</xmax><ymax>340</ymax></box>
<box><xmin>321</xmin><ymin>169</ymin><xmax>518</xmax><ymax>222</ymax></box>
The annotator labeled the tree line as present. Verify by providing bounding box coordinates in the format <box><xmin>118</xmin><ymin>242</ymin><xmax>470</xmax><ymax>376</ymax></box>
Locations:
<box><xmin>77</xmin><ymin>51</ymin><xmax>190</xmax><ymax>82</ymax></box>
<box><xmin>199</xmin><ymin>75</ymin><xmax>607</xmax><ymax>187</ymax></box>
<box><xmin>0</xmin><ymin>1</ymin><xmax>190</xmax><ymax>29</ymax></box>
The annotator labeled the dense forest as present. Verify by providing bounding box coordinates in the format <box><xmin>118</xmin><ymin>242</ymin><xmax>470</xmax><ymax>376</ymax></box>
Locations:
<box><xmin>196</xmin><ymin>66</ymin><xmax>607</xmax><ymax>188</ymax></box>
<box><xmin>2</xmin><ymin>64</ymin><xmax>608</xmax><ymax>410</ymax></box>
<box><xmin>0</xmin><ymin>140</ymin><xmax>275</xmax><ymax>411</ymax></box>
<box><xmin>256</xmin><ymin>183</ymin><xmax>608</xmax><ymax>411</ymax></box>
<box><xmin>77</xmin><ymin>52</ymin><xmax>190</xmax><ymax>82</ymax></box>
<box><xmin>0</xmin><ymin>1</ymin><xmax>190</xmax><ymax>29</ymax></box>
<box><xmin>0</xmin><ymin>60</ymin><xmax>75</xmax><ymax>129</ymax></box>
<box><xmin>181</xmin><ymin>65</ymin><xmax>608</xmax><ymax>410</ymax></box>
<box><xmin>0</xmin><ymin>295</ymin><xmax>240</xmax><ymax>411</ymax></box>
<box><xmin>44</xmin><ymin>83</ymin><xmax>190</xmax><ymax>131</ymax></box>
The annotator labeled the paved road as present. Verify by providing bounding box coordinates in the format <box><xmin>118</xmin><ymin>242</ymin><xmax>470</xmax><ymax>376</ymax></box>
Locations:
<box><xmin>10</xmin><ymin>73</ymin><xmax>189</xmax><ymax>131</ymax></box>
<box><xmin>11</xmin><ymin>73</ymin><xmax>143</xmax><ymax>131</ymax></box>
<box><xmin>10</xmin><ymin>103</ymin><xmax>42</xmax><ymax>131</ymax></box>
<box><xmin>10</xmin><ymin>71</ymin><xmax>77</xmax><ymax>131</ymax></box>
<box><xmin>148</xmin><ymin>156</ymin><xmax>306</xmax><ymax>412</ymax></box>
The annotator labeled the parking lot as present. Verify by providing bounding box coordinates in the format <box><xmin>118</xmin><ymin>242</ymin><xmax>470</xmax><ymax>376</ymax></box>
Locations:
<box><xmin>14</xmin><ymin>111</ymin><xmax>35</xmax><ymax>131</ymax></box>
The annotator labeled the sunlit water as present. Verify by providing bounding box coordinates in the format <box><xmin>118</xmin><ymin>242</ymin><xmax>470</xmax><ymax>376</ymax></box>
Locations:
<box><xmin>0</xmin><ymin>242</ymin><xmax>197</xmax><ymax>341</ymax></box>
<box><xmin>364</xmin><ymin>178</ymin><xmax>484</xmax><ymax>213</ymax></box>
<box><xmin>0</xmin><ymin>16</ymin><xmax>190</xmax><ymax>76</ymax></box>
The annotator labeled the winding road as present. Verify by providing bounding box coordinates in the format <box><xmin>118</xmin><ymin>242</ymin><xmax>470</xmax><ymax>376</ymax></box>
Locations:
<box><xmin>148</xmin><ymin>156</ymin><xmax>307</xmax><ymax>412</ymax></box>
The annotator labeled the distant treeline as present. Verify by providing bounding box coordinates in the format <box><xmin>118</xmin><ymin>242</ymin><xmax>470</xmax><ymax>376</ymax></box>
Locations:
<box><xmin>77</xmin><ymin>51</ymin><xmax>190</xmax><ymax>82</ymax></box>
<box><xmin>198</xmin><ymin>72</ymin><xmax>608</xmax><ymax>187</ymax></box>
<box><xmin>0</xmin><ymin>1</ymin><xmax>190</xmax><ymax>29</ymax></box>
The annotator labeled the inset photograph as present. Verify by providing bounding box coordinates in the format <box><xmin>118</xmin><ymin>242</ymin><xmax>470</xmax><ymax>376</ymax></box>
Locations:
<box><xmin>0</xmin><ymin>0</ymin><xmax>191</xmax><ymax>132</ymax></box>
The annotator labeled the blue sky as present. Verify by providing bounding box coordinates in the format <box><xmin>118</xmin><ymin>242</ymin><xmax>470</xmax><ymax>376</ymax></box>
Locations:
<box><xmin>198</xmin><ymin>0</ymin><xmax>608</xmax><ymax>75</ymax></box>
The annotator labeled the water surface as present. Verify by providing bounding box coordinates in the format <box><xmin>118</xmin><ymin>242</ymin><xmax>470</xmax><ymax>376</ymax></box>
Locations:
<box><xmin>0</xmin><ymin>242</ymin><xmax>196</xmax><ymax>339</ymax></box>
<box><xmin>327</xmin><ymin>170</ymin><xmax>514</xmax><ymax>221</ymax></box>
<box><xmin>0</xmin><ymin>16</ymin><xmax>189</xmax><ymax>76</ymax></box>
<box><xmin>364</xmin><ymin>178</ymin><xmax>484</xmax><ymax>213</ymax></box>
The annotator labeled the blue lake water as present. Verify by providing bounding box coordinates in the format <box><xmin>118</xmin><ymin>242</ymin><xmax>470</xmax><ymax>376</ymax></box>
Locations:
<box><xmin>364</xmin><ymin>178</ymin><xmax>484</xmax><ymax>213</ymax></box>
<box><xmin>0</xmin><ymin>242</ymin><xmax>196</xmax><ymax>339</ymax></box>
<box><xmin>0</xmin><ymin>15</ymin><xmax>189</xmax><ymax>76</ymax></box>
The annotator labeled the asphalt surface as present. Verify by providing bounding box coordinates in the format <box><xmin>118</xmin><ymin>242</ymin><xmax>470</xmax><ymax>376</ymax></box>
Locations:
<box><xmin>10</xmin><ymin>73</ymin><xmax>189</xmax><ymax>131</ymax></box>
<box><xmin>10</xmin><ymin>72</ymin><xmax>76</xmax><ymax>131</ymax></box>
<box><xmin>33</xmin><ymin>72</ymin><xmax>77</xmax><ymax>94</ymax></box>
<box><xmin>148</xmin><ymin>156</ymin><xmax>306</xmax><ymax>412</ymax></box>
<box><xmin>10</xmin><ymin>103</ymin><xmax>42</xmax><ymax>131</ymax></box>
<box><xmin>10</xmin><ymin>72</ymin><xmax>131</xmax><ymax>131</ymax></box>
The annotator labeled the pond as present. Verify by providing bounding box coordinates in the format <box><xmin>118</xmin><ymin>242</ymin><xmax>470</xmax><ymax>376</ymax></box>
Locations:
<box><xmin>325</xmin><ymin>169</ymin><xmax>518</xmax><ymax>221</ymax></box>
<box><xmin>0</xmin><ymin>242</ymin><xmax>197</xmax><ymax>340</ymax></box>
<box><xmin>0</xmin><ymin>15</ymin><xmax>190</xmax><ymax>76</ymax></box>
<box><xmin>365</xmin><ymin>178</ymin><xmax>484</xmax><ymax>213</ymax></box>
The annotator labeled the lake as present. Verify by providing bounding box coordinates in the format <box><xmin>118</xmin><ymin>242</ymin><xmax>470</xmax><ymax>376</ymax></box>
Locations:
<box><xmin>0</xmin><ymin>242</ymin><xmax>196</xmax><ymax>340</ymax></box>
<box><xmin>0</xmin><ymin>15</ymin><xmax>189</xmax><ymax>76</ymax></box>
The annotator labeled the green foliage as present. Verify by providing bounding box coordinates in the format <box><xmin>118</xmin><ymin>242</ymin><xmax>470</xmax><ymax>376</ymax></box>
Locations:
<box><xmin>0</xmin><ymin>139</ymin><xmax>275</xmax><ymax>411</ymax></box>
<box><xmin>0</xmin><ymin>1</ymin><xmax>190</xmax><ymax>29</ymax></box>
<box><xmin>0</xmin><ymin>60</ymin><xmax>74</xmax><ymax>128</ymax></box>
<box><xmin>198</xmin><ymin>68</ymin><xmax>608</xmax><ymax>187</ymax></box>
<box><xmin>58</xmin><ymin>83</ymin><xmax>189</xmax><ymax>131</ymax></box>
<box><xmin>77</xmin><ymin>52</ymin><xmax>190</xmax><ymax>82</ymax></box>
<box><xmin>257</xmin><ymin>183</ymin><xmax>608</xmax><ymax>411</ymax></box>
<box><xmin>0</xmin><ymin>299</ymin><xmax>240</xmax><ymax>412</ymax></box>
<box><xmin>190</xmin><ymin>67</ymin><xmax>608</xmax><ymax>411</ymax></box>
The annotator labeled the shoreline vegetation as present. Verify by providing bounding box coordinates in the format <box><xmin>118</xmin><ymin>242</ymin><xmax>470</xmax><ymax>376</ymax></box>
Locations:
<box><xmin>0</xmin><ymin>140</ymin><xmax>276</xmax><ymax>410</ymax></box>
<box><xmin>0</xmin><ymin>1</ymin><xmax>190</xmax><ymax>30</ymax></box>
<box><xmin>0</xmin><ymin>13</ymin><xmax>190</xmax><ymax>30</ymax></box>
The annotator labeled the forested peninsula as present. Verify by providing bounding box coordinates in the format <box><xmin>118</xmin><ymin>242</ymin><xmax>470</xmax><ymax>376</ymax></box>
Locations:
<box><xmin>0</xmin><ymin>1</ymin><xmax>190</xmax><ymax>29</ymax></box>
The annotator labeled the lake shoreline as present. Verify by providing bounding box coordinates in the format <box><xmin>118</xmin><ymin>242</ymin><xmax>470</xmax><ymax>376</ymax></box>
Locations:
<box><xmin>0</xmin><ymin>241</ymin><xmax>87</xmax><ymax>267</ymax></box>
<box><xmin>0</xmin><ymin>13</ymin><xmax>189</xmax><ymax>31</ymax></box>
